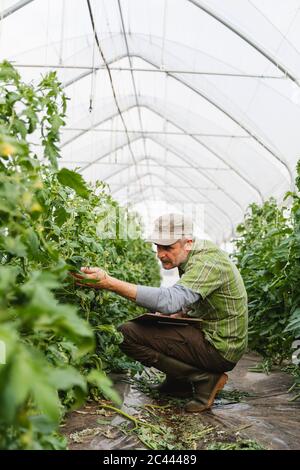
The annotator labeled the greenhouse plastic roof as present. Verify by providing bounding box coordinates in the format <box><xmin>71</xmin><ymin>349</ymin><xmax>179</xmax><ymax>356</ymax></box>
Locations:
<box><xmin>1</xmin><ymin>0</ymin><xmax>300</xmax><ymax>243</ymax></box>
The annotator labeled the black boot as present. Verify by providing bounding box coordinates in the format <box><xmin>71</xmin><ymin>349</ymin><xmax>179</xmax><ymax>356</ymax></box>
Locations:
<box><xmin>148</xmin><ymin>376</ymin><xmax>192</xmax><ymax>397</ymax></box>
<box><xmin>150</xmin><ymin>354</ymin><xmax>205</xmax><ymax>399</ymax></box>
<box><xmin>154</xmin><ymin>354</ymin><xmax>228</xmax><ymax>412</ymax></box>
<box><xmin>185</xmin><ymin>372</ymin><xmax>228</xmax><ymax>412</ymax></box>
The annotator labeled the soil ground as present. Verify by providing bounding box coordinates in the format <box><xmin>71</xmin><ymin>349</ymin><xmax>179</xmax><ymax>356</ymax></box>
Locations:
<box><xmin>61</xmin><ymin>353</ymin><xmax>300</xmax><ymax>450</ymax></box>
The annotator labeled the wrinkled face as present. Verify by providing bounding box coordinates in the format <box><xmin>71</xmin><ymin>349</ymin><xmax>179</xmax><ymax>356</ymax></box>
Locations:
<box><xmin>156</xmin><ymin>239</ymin><xmax>193</xmax><ymax>270</ymax></box>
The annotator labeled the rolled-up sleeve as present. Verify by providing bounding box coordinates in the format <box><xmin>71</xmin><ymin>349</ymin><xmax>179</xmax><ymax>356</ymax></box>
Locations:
<box><xmin>136</xmin><ymin>284</ymin><xmax>200</xmax><ymax>314</ymax></box>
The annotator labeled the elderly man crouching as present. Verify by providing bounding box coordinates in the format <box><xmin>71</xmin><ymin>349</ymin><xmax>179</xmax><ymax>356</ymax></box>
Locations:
<box><xmin>71</xmin><ymin>213</ymin><xmax>248</xmax><ymax>413</ymax></box>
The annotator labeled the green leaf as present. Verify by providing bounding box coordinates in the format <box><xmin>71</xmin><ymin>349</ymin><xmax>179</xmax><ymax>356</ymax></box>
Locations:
<box><xmin>24</xmin><ymin>107</ymin><xmax>38</xmax><ymax>133</ymax></box>
<box><xmin>0</xmin><ymin>266</ymin><xmax>19</xmax><ymax>297</ymax></box>
<box><xmin>43</xmin><ymin>141</ymin><xmax>59</xmax><ymax>168</ymax></box>
<box><xmin>65</xmin><ymin>255</ymin><xmax>84</xmax><ymax>270</ymax></box>
<box><xmin>0</xmin><ymin>61</ymin><xmax>20</xmax><ymax>82</ymax></box>
<box><xmin>57</xmin><ymin>168</ymin><xmax>89</xmax><ymax>199</ymax></box>
<box><xmin>13</xmin><ymin>118</ymin><xmax>27</xmax><ymax>139</ymax></box>
<box><xmin>55</xmin><ymin>206</ymin><xmax>69</xmax><ymax>227</ymax></box>
<box><xmin>284</xmin><ymin>309</ymin><xmax>300</xmax><ymax>333</ymax></box>
<box><xmin>49</xmin><ymin>366</ymin><xmax>87</xmax><ymax>393</ymax></box>
<box><xmin>33</xmin><ymin>303</ymin><xmax>95</xmax><ymax>356</ymax></box>
<box><xmin>23</xmin><ymin>228</ymin><xmax>40</xmax><ymax>259</ymax></box>
<box><xmin>7</xmin><ymin>92</ymin><xmax>20</xmax><ymax>105</ymax></box>
<box><xmin>0</xmin><ymin>343</ymin><xmax>62</xmax><ymax>424</ymax></box>
<box><xmin>33</xmin><ymin>379</ymin><xmax>61</xmax><ymax>423</ymax></box>
<box><xmin>29</xmin><ymin>415</ymin><xmax>57</xmax><ymax>434</ymax></box>
<box><xmin>48</xmin><ymin>366</ymin><xmax>87</xmax><ymax>408</ymax></box>
<box><xmin>1</xmin><ymin>236</ymin><xmax>27</xmax><ymax>257</ymax></box>
<box><xmin>0</xmin><ymin>347</ymin><xmax>32</xmax><ymax>422</ymax></box>
<box><xmin>38</xmin><ymin>432</ymin><xmax>67</xmax><ymax>450</ymax></box>
<box><xmin>87</xmin><ymin>370</ymin><xmax>121</xmax><ymax>406</ymax></box>
<box><xmin>50</xmin><ymin>114</ymin><xmax>65</xmax><ymax>133</ymax></box>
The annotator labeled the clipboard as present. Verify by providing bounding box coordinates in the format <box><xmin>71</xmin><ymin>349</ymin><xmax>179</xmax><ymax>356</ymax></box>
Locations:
<box><xmin>132</xmin><ymin>313</ymin><xmax>201</xmax><ymax>327</ymax></box>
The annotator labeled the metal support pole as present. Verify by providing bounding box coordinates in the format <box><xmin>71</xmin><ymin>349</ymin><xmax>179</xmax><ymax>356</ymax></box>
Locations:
<box><xmin>0</xmin><ymin>0</ymin><xmax>34</xmax><ymax>20</ymax></box>
<box><xmin>10</xmin><ymin>62</ymin><xmax>285</xmax><ymax>79</ymax></box>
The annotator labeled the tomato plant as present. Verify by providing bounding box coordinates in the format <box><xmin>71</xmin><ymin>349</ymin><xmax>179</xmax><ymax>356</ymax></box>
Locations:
<box><xmin>0</xmin><ymin>62</ymin><xmax>160</xmax><ymax>449</ymax></box>
<box><xmin>233</xmin><ymin>162</ymin><xmax>300</xmax><ymax>389</ymax></box>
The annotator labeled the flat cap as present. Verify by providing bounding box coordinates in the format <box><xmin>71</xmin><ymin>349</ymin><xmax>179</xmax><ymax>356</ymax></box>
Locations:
<box><xmin>147</xmin><ymin>213</ymin><xmax>194</xmax><ymax>246</ymax></box>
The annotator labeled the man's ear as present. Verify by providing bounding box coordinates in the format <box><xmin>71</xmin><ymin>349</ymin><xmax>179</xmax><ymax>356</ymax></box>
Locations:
<box><xmin>184</xmin><ymin>239</ymin><xmax>193</xmax><ymax>251</ymax></box>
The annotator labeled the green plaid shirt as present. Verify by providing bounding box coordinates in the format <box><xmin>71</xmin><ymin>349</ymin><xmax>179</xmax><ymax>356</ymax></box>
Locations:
<box><xmin>177</xmin><ymin>239</ymin><xmax>248</xmax><ymax>363</ymax></box>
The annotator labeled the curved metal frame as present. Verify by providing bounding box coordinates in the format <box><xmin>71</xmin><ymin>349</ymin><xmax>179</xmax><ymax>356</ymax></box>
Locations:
<box><xmin>76</xmin><ymin>133</ymin><xmax>236</xmax><ymax>231</ymax></box>
<box><xmin>95</xmin><ymin>143</ymin><xmax>244</xmax><ymax>215</ymax></box>
<box><xmin>116</xmin><ymin>0</ymin><xmax>147</xmax><ymax>159</ymax></box>
<box><xmin>119</xmin><ymin>171</ymin><xmax>227</xmax><ymax>239</ymax></box>
<box><xmin>77</xmin><ymin>131</ymin><xmax>242</xmax><ymax>223</ymax></box>
<box><xmin>187</xmin><ymin>0</ymin><xmax>300</xmax><ymax>86</ymax></box>
<box><xmin>61</xmin><ymin>97</ymin><xmax>264</xmax><ymax>203</ymax></box>
<box><xmin>61</xmin><ymin>37</ymin><xmax>292</xmax><ymax>183</ymax></box>
<box><xmin>81</xmin><ymin>145</ymin><xmax>236</xmax><ymax>232</ymax></box>
<box><xmin>0</xmin><ymin>0</ymin><xmax>34</xmax><ymax>20</ymax></box>
<box><xmin>109</xmin><ymin>156</ymin><xmax>236</xmax><ymax>230</ymax></box>
<box><xmin>108</xmin><ymin>158</ymin><xmax>213</xmax><ymax>192</ymax></box>
<box><xmin>122</xmin><ymin>174</ymin><xmax>229</xmax><ymax>241</ymax></box>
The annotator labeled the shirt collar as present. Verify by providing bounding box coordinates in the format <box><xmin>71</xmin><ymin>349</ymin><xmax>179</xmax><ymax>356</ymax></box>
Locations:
<box><xmin>178</xmin><ymin>238</ymin><xmax>205</xmax><ymax>274</ymax></box>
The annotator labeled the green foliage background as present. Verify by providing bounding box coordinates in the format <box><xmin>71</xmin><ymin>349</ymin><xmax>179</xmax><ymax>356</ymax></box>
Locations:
<box><xmin>0</xmin><ymin>62</ymin><xmax>160</xmax><ymax>449</ymax></box>
<box><xmin>233</xmin><ymin>163</ymin><xmax>300</xmax><ymax>370</ymax></box>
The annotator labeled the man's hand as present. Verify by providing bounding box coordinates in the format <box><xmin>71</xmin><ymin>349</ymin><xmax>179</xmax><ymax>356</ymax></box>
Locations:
<box><xmin>70</xmin><ymin>268</ymin><xmax>137</xmax><ymax>302</ymax></box>
<box><xmin>154</xmin><ymin>311</ymin><xmax>169</xmax><ymax>317</ymax></box>
<box><xmin>70</xmin><ymin>267</ymin><xmax>108</xmax><ymax>289</ymax></box>
<box><xmin>154</xmin><ymin>311</ymin><xmax>188</xmax><ymax>318</ymax></box>
<box><xmin>169</xmin><ymin>311</ymin><xmax>188</xmax><ymax>319</ymax></box>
